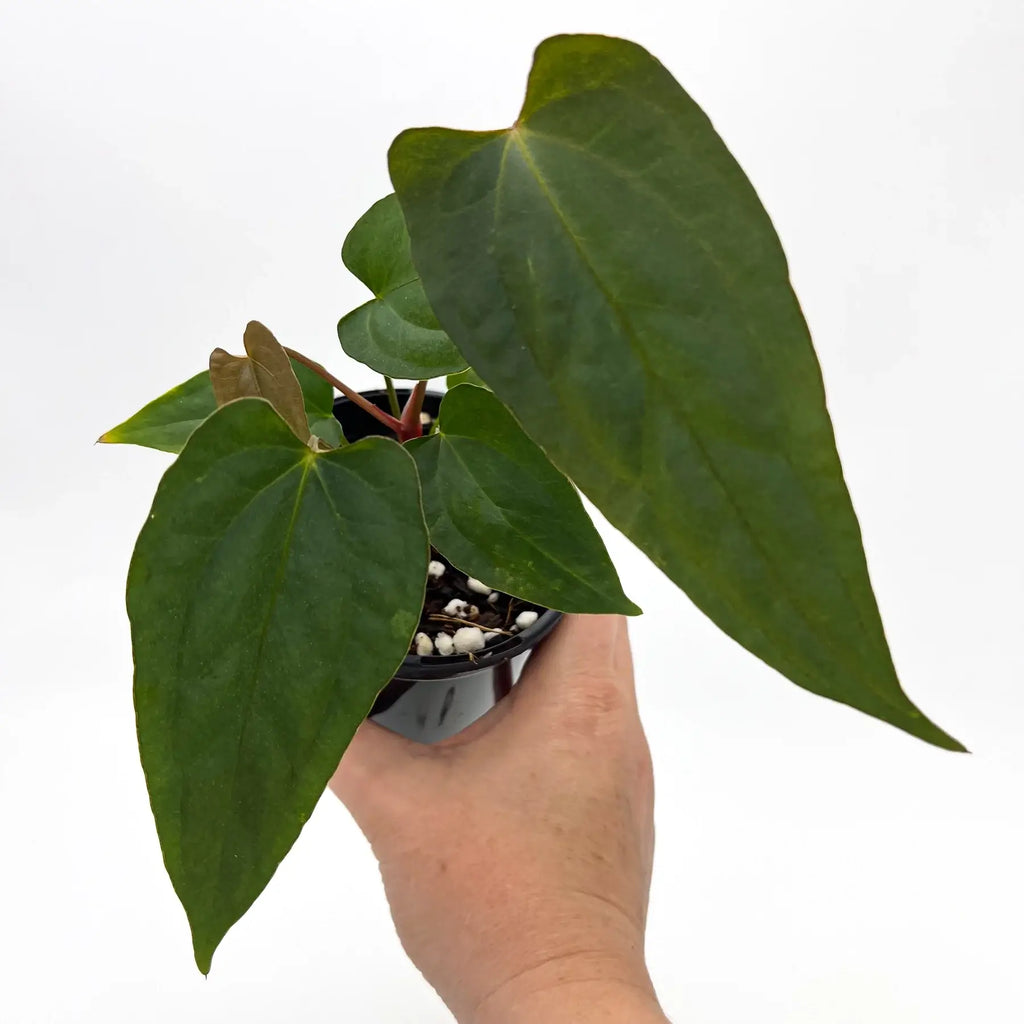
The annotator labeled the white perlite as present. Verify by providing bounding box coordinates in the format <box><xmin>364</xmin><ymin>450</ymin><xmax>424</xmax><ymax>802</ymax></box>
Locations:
<box><xmin>487</xmin><ymin>591</ymin><xmax>500</xmax><ymax>604</ymax></box>
<box><xmin>452</xmin><ymin>626</ymin><xmax>486</xmax><ymax>654</ymax></box>
<box><xmin>466</xmin><ymin>577</ymin><xmax>492</xmax><ymax>595</ymax></box>
<box><xmin>434</xmin><ymin>633</ymin><xmax>455</xmax><ymax>656</ymax></box>
<box><xmin>413</xmin><ymin>632</ymin><xmax>434</xmax><ymax>656</ymax></box>
<box><xmin>443</xmin><ymin>598</ymin><xmax>469</xmax><ymax>617</ymax></box>
<box><xmin>515</xmin><ymin>610</ymin><xmax>539</xmax><ymax>630</ymax></box>
<box><xmin>427</xmin><ymin>560</ymin><xmax>446</xmax><ymax>578</ymax></box>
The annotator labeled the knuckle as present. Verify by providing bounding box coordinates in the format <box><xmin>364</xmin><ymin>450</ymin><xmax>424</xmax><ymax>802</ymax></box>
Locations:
<box><xmin>558</xmin><ymin>670</ymin><xmax>629</xmax><ymax>736</ymax></box>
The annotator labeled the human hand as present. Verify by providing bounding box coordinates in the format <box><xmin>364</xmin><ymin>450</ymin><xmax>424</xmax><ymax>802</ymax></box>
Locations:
<box><xmin>330</xmin><ymin>614</ymin><xmax>667</xmax><ymax>1023</ymax></box>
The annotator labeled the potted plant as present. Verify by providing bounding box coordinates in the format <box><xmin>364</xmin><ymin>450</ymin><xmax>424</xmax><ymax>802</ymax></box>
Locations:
<box><xmin>331</xmin><ymin>382</ymin><xmax>565</xmax><ymax>742</ymax></box>
<box><xmin>100</xmin><ymin>32</ymin><xmax>964</xmax><ymax>976</ymax></box>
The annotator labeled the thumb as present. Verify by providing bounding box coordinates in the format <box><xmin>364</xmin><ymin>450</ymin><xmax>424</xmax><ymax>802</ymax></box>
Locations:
<box><xmin>513</xmin><ymin>614</ymin><xmax>635</xmax><ymax>718</ymax></box>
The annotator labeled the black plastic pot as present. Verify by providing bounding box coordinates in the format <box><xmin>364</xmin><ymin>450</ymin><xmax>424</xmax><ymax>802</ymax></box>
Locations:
<box><xmin>332</xmin><ymin>388</ymin><xmax>563</xmax><ymax>743</ymax></box>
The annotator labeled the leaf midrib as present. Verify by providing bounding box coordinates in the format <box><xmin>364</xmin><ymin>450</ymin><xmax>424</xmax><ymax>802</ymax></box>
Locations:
<box><xmin>501</xmin><ymin>127</ymin><xmax>894</xmax><ymax>702</ymax></box>
<box><xmin>211</xmin><ymin>455</ymin><xmax>314</xmax><ymax>902</ymax></box>
<box><xmin>159</xmin><ymin>447</ymin><xmax>311</xmax><ymax>904</ymax></box>
<box><xmin>518</xmin><ymin>118</ymin><xmax>881</xmax><ymax>668</ymax></box>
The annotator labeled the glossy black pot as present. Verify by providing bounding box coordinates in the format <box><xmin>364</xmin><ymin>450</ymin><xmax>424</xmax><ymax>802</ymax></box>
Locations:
<box><xmin>332</xmin><ymin>388</ymin><xmax>563</xmax><ymax>743</ymax></box>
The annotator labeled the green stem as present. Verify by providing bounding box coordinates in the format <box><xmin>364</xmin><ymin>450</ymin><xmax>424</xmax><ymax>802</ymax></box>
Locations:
<box><xmin>284</xmin><ymin>348</ymin><xmax>402</xmax><ymax>435</ymax></box>
<box><xmin>384</xmin><ymin>376</ymin><xmax>401</xmax><ymax>417</ymax></box>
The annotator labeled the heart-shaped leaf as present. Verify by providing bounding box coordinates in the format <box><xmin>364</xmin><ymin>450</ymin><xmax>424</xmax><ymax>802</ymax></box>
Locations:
<box><xmin>338</xmin><ymin>194</ymin><xmax>467</xmax><ymax>378</ymax></box>
<box><xmin>389</xmin><ymin>34</ymin><xmax>962</xmax><ymax>750</ymax></box>
<box><xmin>410</xmin><ymin>383</ymin><xmax>639</xmax><ymax>613</ymax></box>
<box><xmin>98</xmin><ymin>370</ymin><xmax>216</xmax><ymax>453</ymax></box>
<box><xmin>127</xmin><ymin>398</ymin><xmax>428</xmax><ymax>972</ymax></box>
<box><xmin>209</xmin><ymin>321</ymin><xmax>311</xmax><ymax>442</ymax></box>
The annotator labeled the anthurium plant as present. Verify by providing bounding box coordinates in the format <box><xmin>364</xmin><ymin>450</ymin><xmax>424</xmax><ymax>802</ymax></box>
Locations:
<box><xmin>101</xmin><ymin>33</ymin><xmax>963</xmax><ymax>974</ymax></box>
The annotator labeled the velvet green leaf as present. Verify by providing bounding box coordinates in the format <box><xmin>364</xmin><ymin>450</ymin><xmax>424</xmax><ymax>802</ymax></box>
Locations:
<box><xmin>127</xmin><ymin>398</ymin><xmax>428</xmax><ymax>973</ymax></box>
<box><xmin>101</xmin><ymin>358</ymin><xmax>342</xmax><ymax>454</ymax></box>
<box><xmin>389</xmin><ymin>34</ymin><xmax>962</xmax><ymax>749</ymax></box>
<box><xmin>99</xmin><ymin>370</ymin><xmax>216</xmax><ymax>454</ymax></box>
<box><xmin>338</xmin><ymin>194</ymin><xmax>466</xmax><ymax>378</ymax></box>
<box><xmin>410</xmin><ymin>383</ymin><xmax>638</xmax><ymax>614</ymax></box>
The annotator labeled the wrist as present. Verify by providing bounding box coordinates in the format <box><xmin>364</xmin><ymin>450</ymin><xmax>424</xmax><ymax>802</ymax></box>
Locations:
<box><xmin>495</xmin><ymin>982</ymin><xmax>667</xmax><ymax>1023</ymax></box>
<box><xmin>468</xmin><ymin>953</ymin><xmax>668</xmax><ymax>1024</ymax></box>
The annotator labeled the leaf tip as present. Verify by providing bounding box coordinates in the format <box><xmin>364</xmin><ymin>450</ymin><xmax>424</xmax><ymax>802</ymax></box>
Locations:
<box><xmin>901</xmin><ymin>705</ymin><xmax>968</xmax><ymax>753</ymax></box>
<box><xmin>939</xmin><ymin>733</ymin><xmax>970</xmax><ymax>754</ymax></box>
<box><xmin>243</xmin><ymin>319</ymin><xmax>274</xmax><ymax>345</ymax></box>
<box><xmin>208</xmin><ymin>347</ymin><xmax>232</xmax><ymax>370</ymax></box>
<box><xmin>192</xmin><ymin>935</ymin><xmax>216</xmax><ymax>977</ymax></box>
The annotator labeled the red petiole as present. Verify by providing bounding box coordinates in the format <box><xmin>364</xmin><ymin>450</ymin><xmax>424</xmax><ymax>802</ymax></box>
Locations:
<box><xmin>398</xmin><ymin>380</ymin><xmax>428</xmax><ymax>442</ymax></box>
<box><xmin>284</xmin><ymin>348</ymin><xmax>427</xmax><ymax>443</ymax></box>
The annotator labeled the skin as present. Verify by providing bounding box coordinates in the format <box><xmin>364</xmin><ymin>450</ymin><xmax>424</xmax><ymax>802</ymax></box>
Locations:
<box><xmin>331</xmin><ymin>614</ymin><xmax>669</xmax><ymax>1023</ymax></box>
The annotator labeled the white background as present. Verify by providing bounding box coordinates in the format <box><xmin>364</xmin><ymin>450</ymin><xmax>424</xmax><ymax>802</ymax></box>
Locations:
<box><xmin>2</xmin><ymin>0</ymin><xmax>1022</xmax><ymax>1020</ymax></box>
